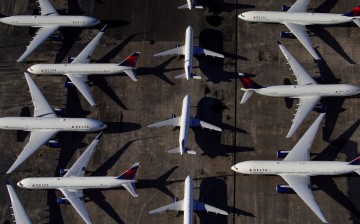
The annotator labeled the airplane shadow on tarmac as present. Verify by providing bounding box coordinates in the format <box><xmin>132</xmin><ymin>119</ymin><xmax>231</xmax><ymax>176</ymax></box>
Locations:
<box><xmin>311</xmin><ymin>119</ymin><xmax>360</xmax><ymax>222</ymax></box>
<box><xmin>193</xmin><ymin>97</ymin><xmax>253</xmax><ymax>158</ymax></box>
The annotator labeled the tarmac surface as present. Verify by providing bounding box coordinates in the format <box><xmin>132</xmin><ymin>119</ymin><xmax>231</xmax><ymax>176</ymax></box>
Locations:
<box><xmin>0</xmin><ymin>0</ymin><xmax>360</xmax><ymax>223</ymax></box>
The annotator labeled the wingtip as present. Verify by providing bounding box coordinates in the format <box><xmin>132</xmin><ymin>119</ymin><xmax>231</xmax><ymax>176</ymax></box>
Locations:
<box><xmin>100</xmin><ymin>24</ymin><xmax>108</xmax><ymax>32</ymax></box>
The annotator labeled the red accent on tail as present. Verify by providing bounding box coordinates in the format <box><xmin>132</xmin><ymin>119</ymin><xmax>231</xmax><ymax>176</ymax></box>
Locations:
<box><xmin>116</xmin><ymin>163</ymin><xmax>140</xmax><ymax>180</ymax></box>
<box><xmin>239</xmin><ymin>77</ymin><xmax>262</xmax><ymax>89</ymax></box>
<box><xmin>119</xmin><ymin>52</ymin><xmax>140</xmax><ymax>67</ymax></box>
<box><xmin>351</xmin><ymin>6</ymin><xmax>360</xmax><ymax>16</ymax></box>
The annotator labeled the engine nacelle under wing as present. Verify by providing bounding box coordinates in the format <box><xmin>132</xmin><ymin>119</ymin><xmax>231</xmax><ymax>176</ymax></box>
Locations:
<box><xmin>277</xmin><ymin>150</ymin><xmax>290</xmax><ymax>158</ymax></box>
<box><xmin>276</xmin><ymin>185</ymin><xmax>293</xmax><ymax>193</ymax></box>
<box><xmin>57</xmin><ymin>197</ymin><xmax>69</xmax><ymax>204</ymax></box>
<box><xmin>64</xmin><ymin>81</ymin><xmax>75</xmax><ymax>88</ymax></box>
<box><xmin>48</xmin><ymin>139</ymin><xmax>61</xmax><ymax>148</ymax></box>
<box><xmin>59</xmin><ymin>168</ymin><xmax>69</xmax><ymax>176</ymax></box>
<box><xmin>282</xmin><ymin>5</ymin><xmax>291</xmax><ymax>11</ymax></box>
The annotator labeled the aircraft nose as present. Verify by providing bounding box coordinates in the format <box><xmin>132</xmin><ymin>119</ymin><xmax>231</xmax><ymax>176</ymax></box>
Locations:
<box><xmin>27</xmin><ymin>66</ymin><xmax>33</xmax><ymax>73</ymax></box>
<box><xmin>231</xmin><ymin>165</ymin><xmax>238</xmax><ymax>172</ymax></box>
<box><xmin>17</xmin><ymin>181</ymin><xmax>23</xmax><ymax>188</ymax></box>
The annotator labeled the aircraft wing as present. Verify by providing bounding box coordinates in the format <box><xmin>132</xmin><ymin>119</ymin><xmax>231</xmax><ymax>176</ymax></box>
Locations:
<box><xmin>64</xmin><ymin>133</ymin><xmax>102</xmax><ymax>177</ymax></box>
<box><xmin>17</xmin><ymin>26</ymin><xmax>60</xmax><ymax>62</ymax></box>
<box><xmin>38</xmin><ymin>0</ymin><xmax>59</xmax><ymax>16</ymax></box>
<box><xmin>154</xmin><ymin>46</ymin><xmax>185</xmax><ymax>56</ymax></box>
<box><xmin>285</xmin><ymin>113</ymin><xmax>325</xmax><ymax>161</ymax></box>
<box><xmin>286</xmin><ymin>96</ymin><xmax>321</xmax><ymax>138</ymax></box>
<box><xmin>6</xmin><ymin>183</ymin><xmax>32</xmax><ymax>224</ymax></box>
<box><xmin>283</xmin><ymin>23</ymin><xmax>320</xmax><ymax>60</ymax></box>
<box><xmin>71</xmin><ymin>26</ymin><xmax>106</xmax><ymax>64</ymax></box>
<box><xmin>148</xmin><ymin>116</ymin><xmax>181</xmax><ymax>128</ymax></box>
<box><xmin>190</xmin><ymin>118</ymin><xmax>222</xmax><ymax>131</ymax></box>
<box><xmin>277</xmin><ymin>42</ymin><xmax>317</xmax><ymax>85</ymax></box>
<box><xmin>67</xmin><ymin>73</ymin><xmax>97</xmax><ymax>107</ymax></box>
<box><xmin>193</xmin><ymin>200</ymin><xmax>228</xmax><ymax>215</ymax></box>
<box><xmin>6</xmin><ymin>130</ymin><xmax>58</xmax><ymax>174</ymax></box>
<box><xmin>287</xmin><ymin>0</ymin><xmax>310</xmax><ymax>12</ymax></box>
<box><xmin>24</xmin><ymin>72</ymin><xmax>57</xmax><ymax>118</ymax></box>
<box><xmin>60</xmin><ymin>188</ymin><xmax>93</xmax><ymax>224</ymax></box>
<box><xmin>149</xmin><ymin>200</ymin><xmax>184</xmax><ymax>214</ymax></box>
<box><xmin>280</xmin><ymin>174</ymin><xmax>328</xmax><ymax>223</ymax></box>
<box><xmin>193</xmin><ymin>46</ymin><xmax>224</xmax><ymax>58</ymax></box>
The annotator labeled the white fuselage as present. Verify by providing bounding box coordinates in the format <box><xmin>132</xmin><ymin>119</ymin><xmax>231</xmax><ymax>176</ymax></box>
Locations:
<box><xmin>183</xmin><ymin>176</ymin><xmax>194</xmax><ymax>224</ymax></box>
<box><xmin>187</xmin><ymin>0</ymin><xmax>193</xmax><ymax>10</ymax></box>
<box><xmin>17</xmin><ymin>176</ymin><xmax>135</xmax><ymax>190</ymax></box>
<box><xmin>0</xmin><ymin>117</ymin><xmax>106</xmax><ymax>132</ymax></box>
<box><xmin>179</xmin><ymin>95</ymin><xmax>191</xmax><ymax>155</ymax></box>
<box><xmin>0</xmin><ymin>15</ymin><xmax>99</xmax><ymax>27</ymax></box>
<box><xmin>184</xmin><ymin>26</ymin><xmax>194</xmax><ymax>80</ymax></box>
<box><xmin>27</xmin><ymin>64</ymin><xmax>132</xmax><ymax>76</ymax></box>
<box><xmin>253</xmin><ymin>84</ymin><xmax>360</xmax><ymax>98</ymax></box>
<box><xmin>232</xmin><ymin>161</ymin><xmax>358</xmax><ymax>176</ymax></box>
<box><xmin>239</xmin><ymin>11</ymin><xmax>357</xmax><ymax>25</ymax></box>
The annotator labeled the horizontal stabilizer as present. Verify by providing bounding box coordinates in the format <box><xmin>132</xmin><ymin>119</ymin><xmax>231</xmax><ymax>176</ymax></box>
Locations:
<box><xmin>353</xmin><ymin>19</ymin><xmax>360</xmax><ymax>27</ymax></box>
<box><xmin>122</xmin><ymin>182</ymin><xmax>138</xmax><ymax>197</ymax></box>
<box><xmin>168</xmin><ymin>147</ymin><xmax>181</xmax><ymax>154</ymax></box>
<box><xmin>354</xmin><ymin>169</ymin><xmax>360</xmax><ymax>175</ymax></box>
<box><xmin>175</xmin><ymin>73</ymin><xmax>201</xmax><ymax>80</ymax></box>
<box><xmin>178</xmin><ymin>4</ymin><xmax>189</xmax><ymax>9</ymax></box>
<box><xmin>123</xmin><ymin>69</ymin><xmax>138</xmax><ymax>81</ymax></box>
<box><xmin>240</xmin><ymin>90</ymin><xmax>255</xmax><ymax>104</ymax></box>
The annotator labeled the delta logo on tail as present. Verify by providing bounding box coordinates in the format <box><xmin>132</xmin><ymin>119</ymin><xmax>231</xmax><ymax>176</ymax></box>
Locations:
<box><xmin>344</xmin><ymin>6</ymin><xmax>360</xmax><ymax>17</ymax></box>
<box><xmin>119</xmin><ymin>52</ymin><xmax>140</xmax><ymax>67</ymax></box>
<box><xmin>348</xmin><ymin>156</ymin><xmax>360</xmax><ymax>165</ymax></box>
<box><xmin>239</xmin><ymin>75</ymin><xmax>263</xmax><ymax>89</ymax></box>
<box><xmin>116</xmin><ymin>163</ymin><xmax>140</xmax><ymax>180</ymax></box>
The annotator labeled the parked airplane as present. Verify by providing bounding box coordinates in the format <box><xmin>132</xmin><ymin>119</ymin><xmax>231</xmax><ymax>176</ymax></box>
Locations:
<box><xmin>231</xmin><ymin>113</ymin><xmax>360</xmax><ymax>223</ymax></box>
<box><xmin>6</xmin><ymin>182</ymin><xmax>32</xmax><ymax>224</ymax></box>
<box><xmin>3</xmin><ymin>73</ymin><xmax>106</xmax><ymax>174</ymax></box>
<box><xmin>239</xmin><ymin>41</ymin><xmax>360</xmax><ymax>138</ymax></box>
<box><xmin>238</xmin><ymin>0</ymin><xmax>360</xmax><ymax>60</ymax></box>
<box><xmin>148</xmin><ymin>95</ymin><xmax>222</xmax><ymax>155</ymax></box>
<box><xmin>0</xmin><ymin>0</ymin><xmax>100</xmax><ymax>62</ymax></box>
<box><xmin>27</xmin><ymin>26</ymin><xmax>140</xmax><ymax>107</ymax></box>
<box><xmin>149</xmin><ymin>175</ymin><xmax>228</xmax><ymax>224</ymax></box>
<box><xmin>178</xmin><ymin>0</ymin><xmax>203</xmax><ymax>10</ymax></box>
<box><xmin>154</xmin><ymin>26</ymin><xmax>223</xmax><ymax>80</ymax></box>
<box><xmin>17</xmin><ymin>133</ymin><xmax>140</xmax><ymax>224</ymax></box>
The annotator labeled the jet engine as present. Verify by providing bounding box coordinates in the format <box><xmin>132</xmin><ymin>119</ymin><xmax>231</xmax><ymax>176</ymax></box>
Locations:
<box><xmin>64</xmin><ymin>81</ymin><xmax>75</xmax><ymax>88</ymax></box>
<box><xmin>313</xmin><ymin>105</ymin><xmax>326</xmax><ymax>113</ymax></box>
<box><xmin>52</xmin><ymin>34</ymin><xmax>63</xmax><ymax>42</ymax></box>
<box><xmin>170</xmin><ymin>113</ymin><xmax>177</xmax><ymax>118</ymax></box>
<box><xmin>277</xmin><ymin>150</ymin><xmax>290</xmax><ymax>158</ymax></box>
<box><xmin>276</xmin><ymin>185</ymin><xmax>293</xmax><ymax>193</ymax></box>
<box><xmin>48</xmin><ymin>139</ymin><xmax>61</xmax><ymax>148</ymax></box>
<box><xmin>59</xmin><ymin>168</ymin><xmax>69</xmax><ymax>176</ymax></box>
<box><xmin>53</xmin><ymin>108</ymin><xmax>66</xmax><ymax>116</ymax></box>
<box><xmin>280</xmin><ymin>31</ymin><xmax>295</xmax><ymax>39</ymax></box>
<box><xmin>282</xmin><ymin>5</ymin><xmax>291</xmax><ymax>11</ymax></box>
<box><xmin>57</xmin><ymin>197</ymin><xmax>69</xmax><ymax>204</ymax></box>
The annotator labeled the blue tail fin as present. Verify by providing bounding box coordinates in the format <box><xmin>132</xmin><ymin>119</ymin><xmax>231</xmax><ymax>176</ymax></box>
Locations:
<box><xmin>344</xmin><ymin>6</ymin><xmax>360</xmax><ymax>17</ymax></box>
<box><xmin>348</xmin><ymin>156</ymin><xmax>360</xmax><ymax>165</ymax></box>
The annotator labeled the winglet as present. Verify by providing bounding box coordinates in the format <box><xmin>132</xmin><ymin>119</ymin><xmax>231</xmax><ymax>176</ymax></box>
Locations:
<box><xmin>116</xmin><ymin>162</ymin><xmax>140</xmax><ymax>180</ymax></box>
<box><xmin>100</xmin><ymin>25</ymin><xmax>108</xmax><ymax>32</ymax></box>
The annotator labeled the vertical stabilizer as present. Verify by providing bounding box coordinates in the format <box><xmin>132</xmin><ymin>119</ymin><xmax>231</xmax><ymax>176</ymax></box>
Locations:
<box><xmin>344</xmin><ymin>6</ymin><xmax>360</xmax><ymax>17</ymax></box>
<box><xmin>238</xmin><ymin>73</ymin><xmax>263</xmax><ymax>89</ymax></box>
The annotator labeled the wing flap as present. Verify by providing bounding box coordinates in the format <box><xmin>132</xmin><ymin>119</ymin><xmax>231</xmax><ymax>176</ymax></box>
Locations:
<box><xmin>149</xmin><ymin>200</ymin><xmax>184</xmax><ymax>214</ymax></box>
<box><xmin>60</xmin><ymin>189</ymin><xmax>93</xmax><ymax>224</ymax></box>
<box><xmin>285</xmin><ymin>113</ymin><xmax>325</xmax><ymax>161</ymax></box>
<box><xmin>6</xmin><ymin>183</ymin><xmax>32</xmax><ymax>224</ymax></box>
<box><xmin>287</xmin><ymin>0</ymin><xmax>310</xmax><ymax>12</ymax></box>
<box><xmin>277</xmin><ymin>42</ymin><xmax>317</xmax><ymax>85</ymax></box>
<box><xmin>154</xmin><ymin>46</ymin><xmax>184</xmax><ymax>56</ymax></box>
<box><xmin>193</xmin><ymin>200</ymin><xmax>228</xmax><ymax>215</ymax></box>
<box><xmin>24</xmin><ymin>73</ymin><xmax>57</xmax><ymax>118</ymax></box>
<box><xmin>193</xmin><ymin>46</ymin><xmax>224</xmax><ymax>58</ymax></box>
<box><xmin>280</xmin><ymin>175</ymin><xmax>328</xmax><ymax>223</ymax></box>
<box><xmin>286</xmin><ymin>96</ymin><xmax>321</xmax><ymax>138</ymax></box>
<box><xmin>38</xmin><ymin>0</ymin><xmax>59</xmax><ymax>16</ymax></box>
<box><xmin>283</xmin><ymin>23</ymin><xmax>320</xmax><ymax>60</ymax></box>
<box><xmin>67</xmin><ymin>74</ymin><xmax>97</xmax><ymax>107</ymax></box>
<box><xmin>64</xmin><ymin>133</ymin><xmax>102</xmax><ymax>177</ymax></box>
<box><xmin>7</xmin><ymin>131</ymin><xmax>58</xmax><ymax>174</ymax></box>
<box><xmin>17</xmin><ymin>26</ymin><xmax>59</xmax><ymax>62</ymax></box>
<box><xmin>148</xmin><ymin>116</ymin><xmax>181</xmax><ymax>128</ymax></box>
<box><xmin>71</xmin><ymin>29</ymin><xmax>105</xmax><ymax>64</ymax></box>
